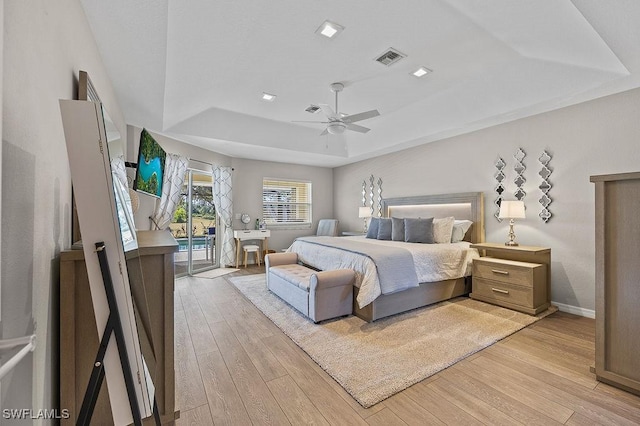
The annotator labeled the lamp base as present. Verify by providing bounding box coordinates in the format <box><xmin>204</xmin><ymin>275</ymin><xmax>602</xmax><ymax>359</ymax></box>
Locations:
<box><xmin>505</xmin><ymin>219</ymin><xmax>519</xmax><ymax>246</ymax></box>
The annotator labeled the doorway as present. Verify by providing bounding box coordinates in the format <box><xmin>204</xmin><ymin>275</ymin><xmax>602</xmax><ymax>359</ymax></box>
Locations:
<box><xmin>170</xmin><ymin>169</ymin><xmax>217</xmax><ymax>276</ymax></box>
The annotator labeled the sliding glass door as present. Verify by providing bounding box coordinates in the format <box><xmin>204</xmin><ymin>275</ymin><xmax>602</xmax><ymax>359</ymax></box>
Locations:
<box><xmin>170</xmin><ymin>169</ymin><xmax>217</xmax><ymax>276</ymax></box>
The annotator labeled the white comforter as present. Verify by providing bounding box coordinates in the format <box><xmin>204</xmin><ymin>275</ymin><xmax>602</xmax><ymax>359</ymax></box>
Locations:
<box><xmin>288</xmin><ymin>236</ymin><xmax>479</xmax><ymax>308</ymax></box>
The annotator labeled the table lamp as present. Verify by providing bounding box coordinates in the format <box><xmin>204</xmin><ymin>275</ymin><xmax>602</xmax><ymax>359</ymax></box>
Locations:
<box><xmin>359</xmin><ymin>206</ymin><xmax>372</xmax><ymax>233</ymax></box>
<box><xmin>499</xmin><ymin>200</ymin><xmax>525</xmax><ymax>246</ymax></box>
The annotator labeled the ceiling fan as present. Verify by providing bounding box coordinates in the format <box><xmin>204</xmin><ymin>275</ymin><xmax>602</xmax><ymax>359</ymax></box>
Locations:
<box><xmin>294</xmin><ymin>83</ymin><xmax>380</xmax><ymax>135</ymax></box>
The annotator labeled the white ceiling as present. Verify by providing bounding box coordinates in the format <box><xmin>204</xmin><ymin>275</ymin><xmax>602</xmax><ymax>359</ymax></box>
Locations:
<box><xmin>81</xmin><ymin>0</ymin><xmax>640</xmax><ymax>167</ymax></box>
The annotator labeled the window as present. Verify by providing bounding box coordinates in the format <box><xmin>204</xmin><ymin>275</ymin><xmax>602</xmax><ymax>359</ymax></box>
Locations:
<box><xmin>262</xmin><ymin>178</ymin><xmax>312</xmax><ymax>226</ymax></box>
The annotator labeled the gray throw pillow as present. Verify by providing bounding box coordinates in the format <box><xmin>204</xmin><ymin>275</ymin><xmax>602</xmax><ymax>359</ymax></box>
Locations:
<box><xmin>391</xmin><ymin>217</ymin><xmax>405</xmax><ymax>241</ymax></box>
<box><xmin>404</xmin><ymin>217</ymin><xmax>434</xmax><ymax>243</ymax></box>
<box><xmin>366</xmin><ymin>217</ymin><xmax>380</xmax><ymax>239</ymax></box>
<box><xmin>377</xmin><ymin>218</ymin><xmax>392</xmax><ymax>240</ymax></box>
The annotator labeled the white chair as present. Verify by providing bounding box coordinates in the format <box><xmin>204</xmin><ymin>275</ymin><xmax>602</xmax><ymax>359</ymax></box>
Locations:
<box><xmin>316</xmin><ymin>219</ymin><xmax>339</xmax><ymax>237</ymax></box>
<box><xmin>243</xmin><ymin>244</ymin><xmax>261</xmax><ymax>267</ymax></box>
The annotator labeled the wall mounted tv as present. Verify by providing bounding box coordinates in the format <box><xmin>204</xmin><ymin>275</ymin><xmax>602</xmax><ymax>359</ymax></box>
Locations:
<box><xmin>134</xmin><ymin>129</ymin><xmax>166</xmax><ymax>198</ymax></box>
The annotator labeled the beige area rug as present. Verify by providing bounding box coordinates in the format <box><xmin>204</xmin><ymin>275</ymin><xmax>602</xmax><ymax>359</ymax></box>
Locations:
<box><xmin>229</xmin><ymin>273</ymin><xmax>557</xmax><ymax>408</ymax></box>
<box><xmin>193</xmin><ymin>267</ymin><xmax>239</xmax><ymax>279</ymax></box>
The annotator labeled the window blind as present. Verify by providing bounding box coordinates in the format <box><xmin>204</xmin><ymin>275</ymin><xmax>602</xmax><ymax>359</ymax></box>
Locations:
<box><xmin>262</xmin><ymin>178</ymin><xmax>312</xmax><ymax>225</ymax></box>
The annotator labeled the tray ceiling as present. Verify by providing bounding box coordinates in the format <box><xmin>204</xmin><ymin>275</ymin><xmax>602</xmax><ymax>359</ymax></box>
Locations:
<box><xmin>81</xmin><ymin>0</ymin><xmax>640</xmax><ymax>167</ymax></box>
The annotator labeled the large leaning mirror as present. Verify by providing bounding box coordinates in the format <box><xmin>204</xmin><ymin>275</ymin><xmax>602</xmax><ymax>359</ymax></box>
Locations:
<box><xmin>65</xmin><ymin>71</ymin><xmax>155</xmax><ymax>423</ymax></box>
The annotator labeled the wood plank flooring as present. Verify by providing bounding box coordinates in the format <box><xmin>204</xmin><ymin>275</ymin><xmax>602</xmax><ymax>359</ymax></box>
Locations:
<box><xmin>174</xmin><ymin>267</ymin><xmax>640</xmax><ymax>425</ymax></box>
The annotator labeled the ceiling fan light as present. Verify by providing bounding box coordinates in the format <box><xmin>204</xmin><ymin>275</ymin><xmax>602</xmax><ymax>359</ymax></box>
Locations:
<box><xmin>327</xmin><ymin>122</ymin><xmax>346</xmax><ymax>134</ymax></box>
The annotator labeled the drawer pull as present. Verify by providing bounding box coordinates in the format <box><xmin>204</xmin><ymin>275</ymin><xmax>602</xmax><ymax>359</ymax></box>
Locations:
<box><xmin>491</xmin><ymin>269</ymin><xmax>510</xmax><ymax>275</ymax></box>
<box><xmin>491</xmin><ymin>288</ymin><xmax>510</xmax><ymax>294</ymax></box>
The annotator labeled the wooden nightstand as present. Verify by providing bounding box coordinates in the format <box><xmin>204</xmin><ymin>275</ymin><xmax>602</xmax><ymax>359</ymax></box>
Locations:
<box><xmin>469</xmin><ymin>243</ymin><xmax>551</xmax><ymax>315</ymax></box>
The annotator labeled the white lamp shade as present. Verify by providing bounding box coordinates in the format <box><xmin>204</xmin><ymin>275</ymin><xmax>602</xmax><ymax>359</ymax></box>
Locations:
<box><xmin>358</xmin><ymin>206</ymin><xmax>372</xmax><ymax>218</ymax></box>
<box><xmin>499</xmin><ymin>200</ymin><xmax>526</xmax><ymax>219</ymax></box>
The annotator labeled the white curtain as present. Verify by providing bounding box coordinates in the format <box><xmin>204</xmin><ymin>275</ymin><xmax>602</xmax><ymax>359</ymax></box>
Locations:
<box><xmin>212</xmin><ymin>166</ymin><xmax>235</xmax><ymax>267</ymax></box>
<box><xmin>151</xmin><ymin>154</ymin><xmax>189</xmax><ymax>230</ymax></box>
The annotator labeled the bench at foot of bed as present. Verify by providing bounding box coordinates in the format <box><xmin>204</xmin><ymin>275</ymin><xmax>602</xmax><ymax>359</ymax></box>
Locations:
<box><xmin>265</xmin><ymin>252</ymin><xmax>354</xmax><ymax>323</ymax></box>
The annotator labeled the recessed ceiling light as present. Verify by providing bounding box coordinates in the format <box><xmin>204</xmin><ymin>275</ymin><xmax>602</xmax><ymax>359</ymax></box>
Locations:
<box><xmin>411</xmin><ymin>67</ymin><xmax>432</xmax><ymax>78</ymax></box>
<box><xmin>316</xmin><ymin>20</ymin><xmax>344</xmax><ymax>39</ymax></box>
<box><xmin>262</xmin><ymin>92</ymin><xmax>276</xmax><ymax>101</ymax></box>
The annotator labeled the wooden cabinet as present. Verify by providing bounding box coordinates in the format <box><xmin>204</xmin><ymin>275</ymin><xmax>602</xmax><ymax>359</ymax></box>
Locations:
<box><xmin>470</xmin><ymin>243</ymin><xmax>551</xmax><ymax>315</ymax></box>
<box><xmin>60</xmin><ymin>231</ymin><xmax>179</xmax><ymax>424</ymax></box>
<box><xmin>591</xmin><ymin>171</ymin><xmax>640</xmax><ymax>396</ymax></box>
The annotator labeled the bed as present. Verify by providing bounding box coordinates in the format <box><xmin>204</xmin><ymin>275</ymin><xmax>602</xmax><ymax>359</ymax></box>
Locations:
<box><xmin>288</xmin><ymin>192</ymin><xmax>485</xmax><ymax>322</ymax></box>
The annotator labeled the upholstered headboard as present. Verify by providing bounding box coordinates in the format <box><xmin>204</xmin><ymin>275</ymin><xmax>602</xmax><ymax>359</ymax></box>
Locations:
<box><xmin>382</xmin><ymin>192</ymin><xmax>485</xmax><ymax>243</ymax></box>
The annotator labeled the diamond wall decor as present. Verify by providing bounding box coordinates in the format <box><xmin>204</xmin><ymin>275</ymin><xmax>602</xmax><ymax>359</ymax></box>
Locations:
<box><xmin>538</xmin><ymin>150</ymin><xmax>553</xmax><ymax>222</ymax></box>
<box><xmin>363</xmin><ymin>175</ymin><xmax>384</xmax><ymax>217</ymax></box>
<box><xmin>377</xmin><ymin>177</ymin><xmax>383</xmax><ymax>217</ymax></box>
<box><xmin>494</xmin><ymin>157</ymin><xmax>506</xmax><ymax>222</ymax></box>
<box><xmin>514</xmin><ymin>148</ymin><xmax>526</xmax><ymax>201</ymax></box>
<box><xmin>369</xmin><ymin>175</ymin><xmax>375</xmax><ymax>216</ymax></box>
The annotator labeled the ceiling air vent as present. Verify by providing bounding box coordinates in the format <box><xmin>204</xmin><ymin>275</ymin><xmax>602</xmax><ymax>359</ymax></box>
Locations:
<box><xmin>305</xmin><ymin>104</ymin><xmax>321</xmax><ymax>113</ymax></box>
<box><xmin>375</xmin><ymin>48</ymin><xmax>406</xmax><ymax>66</ymax></box>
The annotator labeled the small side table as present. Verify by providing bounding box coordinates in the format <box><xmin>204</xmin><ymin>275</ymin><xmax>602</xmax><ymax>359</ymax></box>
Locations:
<box><xmin>469</xmin><ymin>243</ymin><xmax>551</xmax><ymax>315</ymax></box>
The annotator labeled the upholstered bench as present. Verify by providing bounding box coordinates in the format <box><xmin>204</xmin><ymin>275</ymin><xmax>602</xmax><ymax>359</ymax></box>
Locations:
<box><xmin>265</xmin><ymin>252</ymin><xmax>354</xmax><ymax>323</ymax></box>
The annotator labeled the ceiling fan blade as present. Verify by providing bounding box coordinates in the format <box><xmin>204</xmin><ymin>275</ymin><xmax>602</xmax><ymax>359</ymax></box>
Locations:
<box><xmin>320</xmin><ymin>128</ymin><xmax>328</xmax><ymax>136</ymax></box>
<box><xmin>292</xmin><ymin>120</ymin><xmax>329</xmax><ymax>124</ymax></box>
<box><xmin>346</xmin><ymin>123</ymin><xmax>371</xmax><ymax>133</ymax></box>
<box><xmin>342</xmin><ymin>109</ymin><xmax>380</xmax><ymax>123</ymax></box>
<box><xmin>318</xmin><ymin>104</ymin><xmax>337</xmax><ymax>119</ymax></box>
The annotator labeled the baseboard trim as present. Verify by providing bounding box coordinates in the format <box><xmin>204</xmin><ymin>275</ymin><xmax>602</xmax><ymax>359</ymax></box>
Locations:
<box><xmin>552</xmin><ymin>301</ymin><xmax>595</xmax><ymax>319</ymax></box>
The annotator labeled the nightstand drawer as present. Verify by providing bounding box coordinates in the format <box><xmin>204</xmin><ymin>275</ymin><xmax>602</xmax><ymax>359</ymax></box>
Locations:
<box><xmin>473</xmin><ymin>258</ymin><xmax>543</xmax><ymax>287</ymax></box>
<box><xmin>472</xmin><ymin>278</ymin><xmax>533</xmax><ymax>307</ymax></box>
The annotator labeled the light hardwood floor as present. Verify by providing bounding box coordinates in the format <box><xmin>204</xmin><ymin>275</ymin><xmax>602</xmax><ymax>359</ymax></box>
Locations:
<box><xmin>174</xmin><ymin>266</ymin><xmax>640</xmax><ymax>425</ymax></box>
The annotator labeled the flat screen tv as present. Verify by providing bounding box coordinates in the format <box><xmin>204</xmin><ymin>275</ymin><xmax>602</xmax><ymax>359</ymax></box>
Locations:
<box><xmin>134</xmin><ymin>129</ymin><xmax>166</xmax><ymax>198</ymax></box>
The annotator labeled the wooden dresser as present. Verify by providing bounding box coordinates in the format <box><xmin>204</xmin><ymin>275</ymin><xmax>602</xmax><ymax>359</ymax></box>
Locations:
<box><xmin>60</xmin><ymin>231</ymin><xmax>179</xmax><ymax>424</ymax></box>
<box><xmin>470</xmin><ymin>243</ymin><xmax>551</xmax><ymax>315</ymax></box>
<box><xmin>591</xmin><ymin>172</ymin><xmax>640</xmax><ymax>396</ymax></box>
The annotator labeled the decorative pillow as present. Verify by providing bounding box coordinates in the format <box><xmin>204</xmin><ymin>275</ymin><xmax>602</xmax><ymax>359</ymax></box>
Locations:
<box><xmin>404</xmin><ymin>217</ymin><xmax>434</xmax><ymax>243</ymax></box>
<box><xmin>377</xmin><ymin>218</ymin><xmax>392</xmax><ymax>240</ymax></box>
<box><xmin>451</xmin><ymin>220</ymin><xmax>474</xmax><ymax>243</ymax></box>
<box><xmin>433</xmin><ymin>216</ymin><xmax>455</xmax><ymax>243</ymax></box>
<box><xmin>391</xmin><ymin>217</ymin><xmax>405</xmax><ymax>241</ymax></box>
<box><xmin>366</xmin><ymin>217</ymin><xmax>380</xmax><ymax>239</ymax></box>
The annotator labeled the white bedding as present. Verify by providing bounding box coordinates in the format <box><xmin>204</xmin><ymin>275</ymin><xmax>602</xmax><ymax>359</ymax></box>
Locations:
<box><xmin>288</xmin><ymin>236</ymin><xmax>479</xmax><ymax>308</ymax></box>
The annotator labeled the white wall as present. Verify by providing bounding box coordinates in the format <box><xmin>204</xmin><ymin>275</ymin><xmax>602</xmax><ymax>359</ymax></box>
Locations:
<box><xmin>334</xmin><ymin>87</ymin><xmax>640</xmax><ymax>314</ymax></box>
<box><xmin>2</xmin><ymin>0</ymin><xmax>126</xmax><ymax>421</ymax></box>
<box><xmin>231</xmin><ymin>158</ymin><xmax>334</xmax><ymax>253</ymax></box>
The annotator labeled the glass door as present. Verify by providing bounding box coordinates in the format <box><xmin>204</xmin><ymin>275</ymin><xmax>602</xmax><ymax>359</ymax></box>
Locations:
<box><xmin>170</xmin><ymin>169</ymin><xmax>217</xmax><ymax>276</ymax></box>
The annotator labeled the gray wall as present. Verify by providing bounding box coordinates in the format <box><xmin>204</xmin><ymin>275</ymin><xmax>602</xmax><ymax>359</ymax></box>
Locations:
<box><xmin>2</xmin><ymin>0</ymin><xmax>126</xmax><ymax>420</ymax></box>
<box><xmin>231</xmin><ymin>158</ymin><xmax>334</xmax><ymax>253</ymax></box>
<box><xmin>334</xmin><ymin>87</ymin><xmax>640</xmax><ymax>315</ymax></box>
